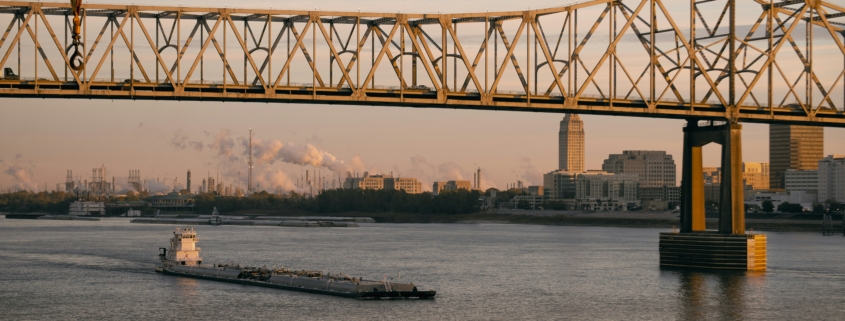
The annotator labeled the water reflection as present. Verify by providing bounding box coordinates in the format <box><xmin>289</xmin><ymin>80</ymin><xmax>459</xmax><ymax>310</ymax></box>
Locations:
<box><xmin>665</xmin><ymin>268</ymin><xmax>765</xmax><ymax>321</ymax></box>
<box><xmin>175</xmin><ymin>277</ymin><xmax>200</xmax><ymax>297</ymax></box>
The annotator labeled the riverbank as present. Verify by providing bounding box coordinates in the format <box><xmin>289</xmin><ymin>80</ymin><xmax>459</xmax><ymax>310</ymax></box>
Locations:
<box><xmin>231</xmin><ymin>209</ymin><xmax>842</xmax><ymax>233</ymax></box>
<box><xmin>5</xmin><ymin>209</ymin><xmax>840</xmax><ymax>233</ymax></box>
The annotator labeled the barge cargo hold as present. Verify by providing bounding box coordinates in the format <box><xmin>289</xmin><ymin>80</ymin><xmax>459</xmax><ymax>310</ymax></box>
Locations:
<box><xmin>155</xmin><ymin>227</ymin><xmax>435</xmax><ymax>299</ymax></box>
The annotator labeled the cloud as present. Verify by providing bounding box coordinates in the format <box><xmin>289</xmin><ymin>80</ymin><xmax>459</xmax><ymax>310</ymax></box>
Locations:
<box><xmin>1</xmin><ymin>155</ymin><xmax>35</xmax><ymax>190</ymax></box>
<box><xmin>304</xmin><ymin>134</ymin><xmax>323</xmax><ymax>145</ymax></box>
<box><xmin>244</xmin><ymin>136</ymin><xmax>360</xmax><ymax>174</ymax></box>
<box><xmin>208</xmin><ymin>129</ymin><xmax>237</xmax><ymax>160</ymax></box>
<box><xmin>256</xmin><ymin>169</ymin><xmax>297</xmax><ymax>192</ymax></box>
<box><xmin>519</xmin><ymin>158</ymin><xmax>543</xmax><ymax>186</ymax></box>
<box><xmin>171</xmin><ymin>129</ymin><xmax>204</xmax><ymax>151</ymax></box>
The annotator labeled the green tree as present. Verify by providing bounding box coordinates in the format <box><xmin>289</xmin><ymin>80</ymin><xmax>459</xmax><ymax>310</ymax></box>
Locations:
<box><xmin>812</xmin><ymin>203</ymin><xmax>826</xmax><ymax>213</ymax></box>
<box><xmin>761</xmin><ymin>200</ymin><xmax>774</xmax><ymax>213</ymax></box>
<box><xmin>777</xmin><ymin>202</ymin><xmax>804</xmax><ymax>213</ymax></box>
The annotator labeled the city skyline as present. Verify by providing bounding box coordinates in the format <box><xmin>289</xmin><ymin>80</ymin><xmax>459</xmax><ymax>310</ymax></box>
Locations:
<box><xmin>2</xmin><ymin>98</ymin><xmax>843</xmax><ymax>193</ymax></box>
<box><xmin>0</xmin><ymin>0</ymin><xmax>843</xmax><ymax>193</ymax></box>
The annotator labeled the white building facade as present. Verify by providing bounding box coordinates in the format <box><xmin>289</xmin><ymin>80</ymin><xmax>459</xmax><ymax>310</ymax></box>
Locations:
<box><xmin>818</xmin><ymin>155</ymin><xmax>845</xmax><ymax>202</ymax></box>
<box><xmin>601</xmin><ymin>150</ymin><xmax>676</xmax><ymax>188</ymax></box>
<box><xmin>574</xmin><ymin>171</ymin><xmax>639</xmax><ymax>210</ymax></box>
<box><xmin>784</xmin><ymin>169</ymin><xmax>818</xmax><ymax>194</ymax></box>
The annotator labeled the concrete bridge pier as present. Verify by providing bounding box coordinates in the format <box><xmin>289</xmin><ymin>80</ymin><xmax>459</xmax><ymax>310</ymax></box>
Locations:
<box><xmin>660</xmin><ymin>120</ymin><xmax>766</xmax><ymax>271</ymax></box>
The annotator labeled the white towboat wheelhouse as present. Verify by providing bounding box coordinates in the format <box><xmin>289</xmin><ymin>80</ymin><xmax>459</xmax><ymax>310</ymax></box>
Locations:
<box><xmin>159</xmin><ymin>227</ymin><xmax>202</xmax><ymax>267</ymax></box>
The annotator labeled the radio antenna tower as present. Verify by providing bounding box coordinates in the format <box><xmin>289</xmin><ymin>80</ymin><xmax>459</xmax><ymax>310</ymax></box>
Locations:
<box><xmin>248</xmin><ymin>128</ymin><xmax>253</xmax><ymax>195</ymax></box>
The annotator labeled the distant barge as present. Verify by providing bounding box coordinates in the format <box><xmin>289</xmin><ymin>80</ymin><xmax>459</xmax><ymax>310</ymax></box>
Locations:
<box><xmin>155</xmin><ymin>227</ymin><xmax>435</xmax><ymax>299</ymax></box>
<box><xmin>133</xmin><ymin>207</ymin><xmax>370</xmax><ymax>227</ymax></box>
<box><xmin>4</xmin><ymin>213</ymin><xmax>100</xmax><ymax>221</ymax></box>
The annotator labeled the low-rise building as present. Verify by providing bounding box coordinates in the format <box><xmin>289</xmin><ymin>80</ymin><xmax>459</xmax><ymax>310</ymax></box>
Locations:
<box><xmin>703</xmin><ymin>167</ymin><xmax>721</xmax><ymax>184</ymax></box>
<box><xmin>785</xmin><ymin>169</ymin><xmax>818</xmax><ymax>194</ymax></box>
<box><xmin>745</xmin><ymin>190</ymin><xmax>817</xmax><ymax>210</ymax></box>
<box><xmin>432</xmin><ymin>180</ymin><xmax>471</xmax><ymax>195</ymax></box>
<box><xmin>543</xmin><ymin>170</ymin><xmax>577</xmax><ymax>200</ymax></box>
<box><xmin>638</xmin><ymin>186</ymin><xmax>681</xmax><ymax>203</ymax></box>
<box><xmin>146</xmin><ymin>192</ymin><xmax>196</xmax><ymax>212</ymax></box>
<box><xmin>512</xmin><ymin>195</ymin><xmax>545</xmax><ymax>209</ymax></box>
<box><xmin>386</xmin><ymin>177</ymin><xmax>423</xmax><ymax>194</ymax></box>
<box><xmin>344</xmin><ymin>172</ymin><xmax>422</xmax><ymax>194</ymax></box>
<box><xmin>522</xmin><ymin>185</ymin><xmax>544</xmax><ymax>196</ymax></box>
<box><xmin>574</xmin><ymin>171</ymin><xmax>639</xmax><ymax>210</ymax></box>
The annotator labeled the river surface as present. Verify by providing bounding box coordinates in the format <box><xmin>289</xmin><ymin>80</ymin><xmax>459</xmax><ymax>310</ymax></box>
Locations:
<box><xmin>1</xmin><ymin>218</ymin><xmax>843</xmax><ymax>320</ymax></box>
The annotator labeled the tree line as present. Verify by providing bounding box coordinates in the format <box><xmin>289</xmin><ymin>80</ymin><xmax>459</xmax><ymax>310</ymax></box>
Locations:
<box><xmin>196</xmin><ymin>188</ymin><xmax>482</xmax><ymax>215</ymax></box>
<box><xmin>0</xmin><ymin>189</ymin><xmax>483</xmax><ymax>215</ymax></box>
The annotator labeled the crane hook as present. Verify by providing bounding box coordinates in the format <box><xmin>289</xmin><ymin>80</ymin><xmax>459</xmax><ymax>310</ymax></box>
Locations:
<box><xmin>67</xmin><ymin>0</ymin><xmax>84</xmax><ymax>71</ymax></box>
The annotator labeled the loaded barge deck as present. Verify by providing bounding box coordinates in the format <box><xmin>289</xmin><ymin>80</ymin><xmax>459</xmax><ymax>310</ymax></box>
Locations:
<box><xmin>155</xmin><ymin>227</ymin><xmax>435</xmax><ymax>299</ymax></box>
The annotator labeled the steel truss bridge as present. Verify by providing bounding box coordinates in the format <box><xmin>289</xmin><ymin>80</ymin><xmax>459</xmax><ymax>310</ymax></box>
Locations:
<box><xmin>0</xmin><ymin>0</ymin><xmax>844</xmax><ymax>126</ymax></box>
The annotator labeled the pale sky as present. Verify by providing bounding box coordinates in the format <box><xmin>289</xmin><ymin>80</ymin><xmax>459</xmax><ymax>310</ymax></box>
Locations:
<box><xmin>1</xmin><ymin>0</ymin><xmax>843</xmax><ymax>193</ymax></box>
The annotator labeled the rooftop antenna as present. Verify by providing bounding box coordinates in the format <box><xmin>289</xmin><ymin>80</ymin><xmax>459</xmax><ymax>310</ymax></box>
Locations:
<box><xmin>248</xmin><ymin>128</ymin><xmax>253</xmax><ymax>195</ymax></box>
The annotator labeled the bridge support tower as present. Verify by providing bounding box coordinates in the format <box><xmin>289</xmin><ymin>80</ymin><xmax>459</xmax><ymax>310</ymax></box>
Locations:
<box><xmin>659</xmin><ymin>120</ymin><xmax>766</xmax><ymax>271</ymax></box>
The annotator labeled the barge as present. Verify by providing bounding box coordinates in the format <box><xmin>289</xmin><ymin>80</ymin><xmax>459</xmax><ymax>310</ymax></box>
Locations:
<box><xmin>155</xmin><ymin>227</ymin><xmax>435</xmax><ymax>299</ymax></box>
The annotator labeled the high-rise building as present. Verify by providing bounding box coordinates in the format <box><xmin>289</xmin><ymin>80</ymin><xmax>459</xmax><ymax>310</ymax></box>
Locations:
<box><xmin>601</xmin><ymin>150</ymin><xmax>676</xmax><ymax>188</ymax></box>
<box><xmin>818</xmin><ymin>155</ymin><xmax>845</xmax><ymax>202</ymax></box>
<box><xmin>769</xmin><ymin>124</ymin><xmax>824</xmax><ymax>189</ymax></box>
<box><xmin>559</xmin><ymin>114</ymin><xmax>585</xmax><ymax>172</ymax></box>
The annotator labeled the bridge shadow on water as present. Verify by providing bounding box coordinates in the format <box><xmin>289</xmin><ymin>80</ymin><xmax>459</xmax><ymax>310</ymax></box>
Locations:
<box><xmin>660</xmin><ymin>267</ymin><xmax>766</xmax><ymax>321</ymax></box>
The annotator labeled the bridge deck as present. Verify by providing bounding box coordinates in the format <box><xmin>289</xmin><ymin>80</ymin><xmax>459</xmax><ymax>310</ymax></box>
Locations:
<box><xmin>0</xmin><ymin>1</ymin><xmax>843</xmax><ymax>126</ymax></box>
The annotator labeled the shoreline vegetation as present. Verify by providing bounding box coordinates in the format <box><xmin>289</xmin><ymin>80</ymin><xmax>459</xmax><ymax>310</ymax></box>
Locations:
<box><xmin>2</xmin><ymin>190</ymin><xmax>840</xmax><ymax>233</ymax></box>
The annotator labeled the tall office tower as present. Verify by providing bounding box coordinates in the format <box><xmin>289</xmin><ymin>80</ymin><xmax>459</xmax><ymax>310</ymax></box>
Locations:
<box><xmin>602</xmin><ymin>150</ymin><xmax>677</xmax><ymax>188</ymax></box>
<box><xmin>559</xmin><ymin>114</ymin><xmax>585</xmax><ymax>172</ymax></box>
<box><xmin>187</xmin><ymin>170</ymin><xmax>192</xmax><ymax>194</ymax></box>
<box><xmin>769</xmin><ymin>124</ymin><xmax>824</xmax><ymax>189</ymax></box>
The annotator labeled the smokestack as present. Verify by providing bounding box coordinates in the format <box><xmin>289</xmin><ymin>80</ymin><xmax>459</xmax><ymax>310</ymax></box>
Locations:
<box><xmin>248</xmin><ymin>128</ymin><xmax>253</xmax><ymax>195</ymax></box>
<box><xmin>187</xmin><ymin>170</ymin><xmax>192</xmax><ymax>194</ymax></box>
<box><xmin>477</xmin><ymin>168</ymin><xmax>481</xmax><ymax>191</ymax></box>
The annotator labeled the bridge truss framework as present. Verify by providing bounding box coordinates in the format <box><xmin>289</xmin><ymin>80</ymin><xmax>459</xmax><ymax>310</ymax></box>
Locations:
<box><xmin>0</xmin><ymin>0</ymin><xmax>844</xmax><ymax>126</ymax></box>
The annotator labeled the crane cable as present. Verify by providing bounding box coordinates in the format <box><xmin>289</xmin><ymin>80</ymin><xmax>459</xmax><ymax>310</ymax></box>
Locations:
<box><xmin>67</xmin><ymin>0</ymin><xmax>84</xmax><ymax>71</ymax></box>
